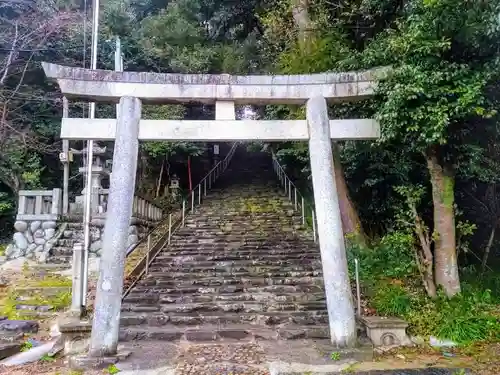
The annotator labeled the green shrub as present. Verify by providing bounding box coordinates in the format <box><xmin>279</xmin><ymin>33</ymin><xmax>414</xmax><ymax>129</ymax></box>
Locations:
<box><xmin>347</xmin><ymin>230</ymin><xmax>417</xmax><ymax>283</ymax></box>
<box><xmin>372</xmin><ymin>283</ymin><xmax>412</xmax><ymax>316</ymax></box>
<box><xmin>347</xmin><ymin>229</ymin><xmax>500</xmax><ymax>345</ymax></box>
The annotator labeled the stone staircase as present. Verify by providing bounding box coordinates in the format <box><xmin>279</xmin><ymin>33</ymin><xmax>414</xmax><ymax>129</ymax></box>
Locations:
<box><xmin>119</xmin><ymin>148</ymin><xmax>331</xmax><ymax>342</ymax></box>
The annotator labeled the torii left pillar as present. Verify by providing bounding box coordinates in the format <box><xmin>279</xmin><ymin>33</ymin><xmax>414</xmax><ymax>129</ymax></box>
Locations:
<box><xmin>89</xmin><ymin>96</ymin><xmax>141</xmax><ymax>357</ymax></box>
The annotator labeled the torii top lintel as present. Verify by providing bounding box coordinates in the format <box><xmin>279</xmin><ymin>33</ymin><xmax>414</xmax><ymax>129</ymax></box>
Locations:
<box><xmin>42</xmin><ymin>62</ymin><xmax>386</xmax><ymax>105</ymax></box>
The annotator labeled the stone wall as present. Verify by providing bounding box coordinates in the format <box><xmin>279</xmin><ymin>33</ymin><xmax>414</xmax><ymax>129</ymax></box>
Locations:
<box><xmin>82</xmin><ymin>217</ymin><xmax>148</xmax><ymax>257</ymax></box>
<box><xmin>4</xmin><ymin>220</ymin><xmax>63</xmax><ymax>263</ymax></box>
<box><xmin>3</xmin><ymin>217</ymin><xmax>152</xmax><ymax>264</ymax></box>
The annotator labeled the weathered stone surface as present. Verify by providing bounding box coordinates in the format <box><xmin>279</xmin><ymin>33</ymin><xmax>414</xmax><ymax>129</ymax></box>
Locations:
<box><xmin>14</xmin><ymin>221</ymin><xmax>28</xmax><ymax>232</ymax></box>
<box><xmin>90</xmin><ymin>240</ymin><xmax>102</xmax><ymax>253</ymax></box>
<box><xmin>89</xmin><ymin>96</ymin><xmax>141</xmax><ymax>356</ymax></box>
<box><xmin>36</xmin><ymin>251</ymin><xmax>49</xmax><ymax>263</ymax></box>
<box><xmin>360</xmin><ymin>316</ymin><xmax>413</xmax><ymax>347</ymax></box>
<box><xmin>25</xmin><ymin>231</ymin><xmax>34</xmax><ymax>244</ymax></box>
<box><xmin>63</xmin><ymin>230</ymin><xmax>74</xmax><ymax>238</ymax></box>
<box><xmin>33</xmin><ymin>229</ymin><xmax>44</xmax><ymax>238</ymax></box>
<box><xmin>5</xmin><ymin>244</ymin><xmax>19</xmax><ymax>259</ymax></box>
<box><xmin>44</xmin><ymin>228</ymin><xmax>56</xmax><ymax>240</ymax></box>
<box><xmin>0</xmin><ymin>320</ymin><xmax>39</xmax><ymax>334</ymax></box>
<box><xmin>90</xmin><ymin>227</ymin><xmax>101</xmax><ymax>241</ymax></box>
<box><xmin>30</xmin><ymin>221</ymin><xmax>42</xmax><ymax>233</ymax></box>
<box><xmin>91</xmin><ymin>218</ymin><xmax>106</xmax><ymax>227</ymax></box>
<box><xmin>119</xmin><ymin>148</ymin><xmax>331</xmax><ymax>343</ymax></box>
<box><xmin>26</xmin><ymin>243</ymin><xmax>37</xmax><ymax>254</ymax></box>
<box><xmin>127</xmin><ymin>234</ymin><xmax>139</xmax><ymax>247</ymax></box>
<box><xmin>42</xmin><ymin>62</ymin><xmax>385</xmax><ymax>105</ymax></box>
<box><xmin>34</xmin><ymin>237</ymin><xmax>46</xmax><ymax>245</ymax></box>
<box><xmin>42</xmin><ymin>221</ymin><xmax>57</xmax><ymax>230</ymax></box>
<box><xmin>13</xmin><ymin>233</ymin><xmax>28</xmax><ymax>251</ymax></box>
<box><xmin>0</xmin><ymin>342</ymin><xmax>22</xmax><ymax>360</ymax></box>
<box><xmin>307</xmin><ymin>96</ymin><xmax>356</xmax><ymax>347</ymax></box>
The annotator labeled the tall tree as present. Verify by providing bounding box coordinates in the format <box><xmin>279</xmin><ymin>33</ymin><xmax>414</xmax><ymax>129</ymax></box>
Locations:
<box><xmin>350</xmin><ymin>0</ymin><xmax>500</xmax><ymax>296</ymax></box>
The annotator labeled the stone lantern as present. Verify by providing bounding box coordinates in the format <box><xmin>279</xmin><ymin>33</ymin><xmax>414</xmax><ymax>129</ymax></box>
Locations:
<box><xmin>170</xmin><ymin>174</ymin><xmax>180</xmax><ymax>200</ymax></box>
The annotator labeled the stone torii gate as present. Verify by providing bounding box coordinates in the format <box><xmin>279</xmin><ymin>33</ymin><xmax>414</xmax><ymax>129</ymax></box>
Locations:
<box><xmin>43</xmin><ymin>62</ymin><xmax>382</xmax><ymax>357</ymax></box>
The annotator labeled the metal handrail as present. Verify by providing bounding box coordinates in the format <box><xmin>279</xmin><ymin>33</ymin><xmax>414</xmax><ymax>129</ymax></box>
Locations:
<box><xmin>271</xmin><ymin>152</ymin><xmax>318</xmax><ymax>243</ymax></box>
<box><xmin>183</xmin><ymin>142</ymin><xmax>238</xmax><ymax>221</ymax></box>
<box><xmin>122</xmin><ymin>142</ymin><xmax>239</xmax><ymax>297</ymax></box>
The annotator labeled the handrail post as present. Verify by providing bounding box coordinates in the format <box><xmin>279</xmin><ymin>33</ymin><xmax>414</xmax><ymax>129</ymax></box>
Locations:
<box><xmin>70</xmin><ymin>242</ymin><xmax>84</xmax><ymax>316</ymax></box>
<box><xmin>294</xmin><ymin>188</ymin><xmax>298</xmax><ymax>210</ymax></box>
<box><xmin>355</xmin><ymin>258</ymin><xmax>361</xmax><ymax>317</ymax></box>
<box><xmin>145</xmin><ymin>234</ymin><xmax>151</xmax><ymax>275</ymax></box>
<box><xmin>312</xmin><ymin>209</ymin><xmax>317</xmax><ymax>243</ymax></box>
<box><xmin>288</xmin><ymin>180</ymin><xmax>292</xmax><ymax>201</ymax></box>
<box><xmin>301</xmin><ymin>197</ymin><xmax>305</xmax><ymax>226</ymax></box>
<box><xmin>168</xmin><ymin>213</ymin><xmax>172</xmax><ymax>244</ymax></box>
<box><xmin>182</xmin><ymin>200</ymin><xmax>186</xmax><ymax>227</ymax></box>
<box><xmin>198</xmin><ymin>184</ymin><xmax>201</xmax><ymax>205</ymax></box>
<box><xmin>204</xmin><ymin>179</ymin><xmax>207</xmax><ymax>196</ymax></box>
<box><xmin>191</xmin><ymin>191</ymin><xmax>194</xmax><ymax>212</ymax></box>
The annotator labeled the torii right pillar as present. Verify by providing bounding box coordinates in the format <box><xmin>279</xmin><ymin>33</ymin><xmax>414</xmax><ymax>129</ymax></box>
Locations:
<box><xmin>307</xmin><ymin>95</ymin><xmax>357</xmax><ymax>348</ymax></box>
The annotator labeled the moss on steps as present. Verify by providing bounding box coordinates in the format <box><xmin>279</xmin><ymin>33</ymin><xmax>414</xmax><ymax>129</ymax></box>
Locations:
<box><xmin>0</xmin><ymin>263</ymin><xmax>72</xmax><ymax>320</ymax></box>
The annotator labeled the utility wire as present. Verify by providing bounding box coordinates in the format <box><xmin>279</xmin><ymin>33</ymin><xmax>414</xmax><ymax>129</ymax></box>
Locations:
<box><xmin>0</xmin><ymin>46</ymin><xmax>85</xmax><ymax>52</ymax></box>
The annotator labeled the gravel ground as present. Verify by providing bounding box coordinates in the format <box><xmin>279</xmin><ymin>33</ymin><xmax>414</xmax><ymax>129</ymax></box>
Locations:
<box><xmin>174</xmin><ymin>342</ymin><xmax>269</xmax><ymax>375</ymax></box>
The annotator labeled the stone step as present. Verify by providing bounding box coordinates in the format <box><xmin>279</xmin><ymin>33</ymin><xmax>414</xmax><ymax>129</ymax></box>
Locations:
<box><xmin>153</xmin><ymin>250</ymin><xmax>319</xmax><ymax>260</ymax></box>
<box><xmin>151</xmin><ymin>253</ymin><xmax>320</xmax><ymax>267</ymax></box>
<box><xmin>56</xmin><ymin>239</ymin><xmax>75</xmax><ymax>247</ymax></box>
<box><xmin>137</xmin><ymin>275</ymin><xmax>324</xmax><ymax>288</ymax></box>
<box><xmin>120</xmin><ymin>310</ymin><xmax>328</xmax><ymax>327</ymax></box>
<box><xmin>121</xmin><ymin>300</ymin><xmax>327</xmax><ymax>314</ymax></box>
<box><xmin>154</xmin><ymin>253</ymin><xmax>320</xmax><ymax>263</ymax></box>
<box><xmin>147</xmin><ymin>261</ymin><xmax>322</xmax><ymax>272</ymax></box>
<box><xmin>124</xmin><ymin>291</ymin><xmax>325</xmax><ymax>305</ymax></box>
<box><xmin>129</xmin><ymin>283</ymin><xmax>324</xmax><ymax>296</ymax></box>
<box><xmin>142</xmin><ymin>270</ymin><xmax>322</xmax><ymax>281</ymax></box>
<box><xmin>49</xmin><ymin>255</ymin><xmax>73</xmax><ymax>265</ymax></box>
<box><xmin>119</xmin><ymin>323</ymin><xmax>330</xmax><ymax>342</ymax></box>
<box><xmin>14</xmin><ymin>286</ymin><xmax>71</xmax><ymax>296</ymax></box>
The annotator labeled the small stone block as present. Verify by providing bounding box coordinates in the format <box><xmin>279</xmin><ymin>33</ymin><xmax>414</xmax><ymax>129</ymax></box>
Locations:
<box><xmin>359</xmin><ymin>316</ymin><xmax>412</xmax><ymax>347</ymax></box>
<box><xmin>69</xmin><ymin>350</ymin><xmax>132</xmax><ymax>370</ymax></box>
<box><xmin>58</xmin><ymin>318</ymin><xmax>92</xmax><ymax>334</ymax></box>
<box><xmin>278</xmin><ymin>328</ymin><xmax>306</xmax><ymax>340</ymax></box>
<box><xmin>0</xmin><ymin>331</ymin><xmax>24</xmax><ymax>342</ymax></box>
<box><xmin>185</xmin><ymin>329</ymin><xmax>217</xmax><ymax>341</ymax></box>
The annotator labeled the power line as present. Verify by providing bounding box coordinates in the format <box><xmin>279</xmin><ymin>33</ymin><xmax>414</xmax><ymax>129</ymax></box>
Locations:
<box><xmin>0</xmin><ymin>46</ymin><xmax>85</xmax><ymax>52</ymax></box>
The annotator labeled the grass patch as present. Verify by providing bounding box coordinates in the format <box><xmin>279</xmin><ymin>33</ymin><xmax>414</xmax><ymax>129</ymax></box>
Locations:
<box><xmin>0</xmin><ymin>266</ymin><xmax>72</xmax><ymax>319</ymax></box>
<box><xmin>348</xmin><ymin>230</ymin><xmax>500</xmax><ymax>346</ymax></box>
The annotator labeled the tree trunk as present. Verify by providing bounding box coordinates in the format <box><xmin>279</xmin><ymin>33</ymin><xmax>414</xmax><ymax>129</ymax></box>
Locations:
<box><xmin>482</xmin><ymin>224</ymin><xmax>495</xmax><ymax>272</ymax></box>
<box><xmin>291</xmin><ymin>0</ymin><xmax>311</xmax><ymax>48</ymax></box>
<box><xmin>332</xmin><ymin>143</ymin><xmax>366</xmax><ymax>244</ymax></box>
<box><xmin>412</xmin><ymin>209</ymin><xmax>437</xmax><ymax>298</ymax></box>
<box><xmin>290</xmin><ymin>0</ymin><xmax>365</xmax><ymax>245</ymax></box>
<box><xmin>425</xmin><ymin>148</ymin><xmax>461</xmax><ymax>297</ymax></box>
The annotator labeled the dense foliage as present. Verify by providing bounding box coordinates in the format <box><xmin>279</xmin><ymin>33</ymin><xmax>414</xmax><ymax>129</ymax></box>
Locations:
<box><xmin>1</xmin><ymin>0</ymin><xmax>499</xmax><ymax>342</ymax></box>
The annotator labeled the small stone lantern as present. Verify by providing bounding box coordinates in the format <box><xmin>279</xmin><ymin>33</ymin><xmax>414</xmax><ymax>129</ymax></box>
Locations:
<box><xmin>170</xmin><ymin>175</ymin><xmax>180</xmax><ymax>200</ymax></box>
